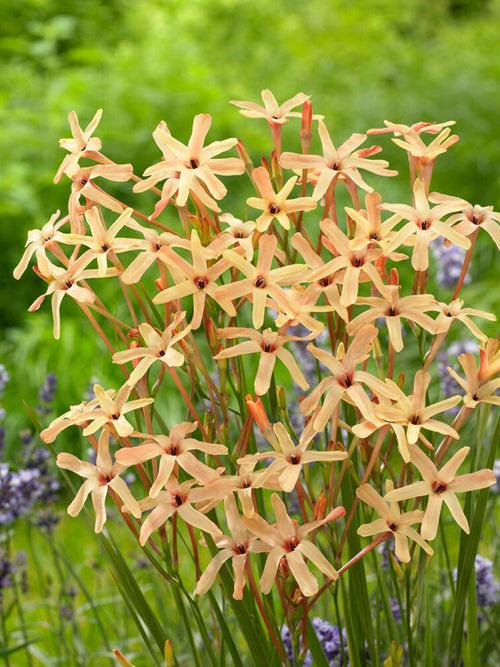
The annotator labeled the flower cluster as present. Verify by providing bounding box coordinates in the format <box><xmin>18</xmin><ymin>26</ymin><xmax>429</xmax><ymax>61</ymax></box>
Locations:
<box><xmin>16</xmin><ymin>92</ymin><xmax>499</xmax><ymax>664</ymax></box>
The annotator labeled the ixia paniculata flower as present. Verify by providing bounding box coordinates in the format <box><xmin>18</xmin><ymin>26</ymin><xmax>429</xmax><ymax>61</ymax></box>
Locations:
<box><xmin>115</xmin><ymin>422</ymin><xmax>227</xmax><ymax>496</ymax></box>
<box><xmin>213</xmin><ymin>326</ymin><xmax>317</xmax><ymax>395</ymax></box>
<box><xmin>216</xmin><ymin>234</ymin><xmax>308</xmax><ymax>329</ymax></box>
<box><xmin>380</xmin><ymin>179</ymin><xmax>470</xmax><ymax>271</ymax></box>
<box><xmin>300</xmin><ymin>325</ymin><xmax>400</xmax><ymax>432</ymax></box>
<box><xmin>246</xmin><ymin>166</ymin><xmax>316</xmax><ymax>232</ymax></box>
<box><xmin>56</xmin><ymin>448</ymin><xmax>141</xmax><ymax>533</ymax></box>
<box><xmin>384</xmin><ymin>445</ymin><xmax>496</xmax><ymax>540</ymax></box>
<box><xmin>134</xmin><ymin>115</ymin><xmax>244</xmax><ymax>213</ymax></box>
<box><xmin>357</xmin><ymin>481</ymin><xmax>433</xmax><ymax>562</ymax></box>
<box><xmin>241</xmin><ymin>493</ymin><xmax>345</xmax><ymax>597</ymax></box>
<box><xmin>238</xmin><ymin>422</ymin><xmax>348</xmax><ymax>493</ymax></box>
<box><xmin>112</xmin><ymin>312</ymin><xmax>191</xmax><ymax>387</ymax></box>
<box><xmin>280</xmin><ymin>120</ymin><xmax>397</xmax><ymax>200</ymax></box>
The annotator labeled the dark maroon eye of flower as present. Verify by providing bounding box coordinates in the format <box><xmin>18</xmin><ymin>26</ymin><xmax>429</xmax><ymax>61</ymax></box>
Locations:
<box><xmin>344</xmin><ymin>375</ymin><xmax>352</xmax><ymax>388</ymax></box>
<box><xmin>158</xmin><ymin>349</ymin><xmax>166</xmax><ymax>357</ymax></box>
<box><xmin>170</xmin><ymin>446</ymin><xmax>178</xmax><ymax>456</ymax></box>
<box><xmin>268</xmin><ymin>204</ymin><xmax>280</xmax><ymax>215</ymax></box>
<box><xmin>421</xmin><ymin>220</ymin><xmax>429</xmax><ymax>230</ymax></box>
<box><xmin>174</xmin><ymin>494</ymin><xmax>183</xmax><ymax>506</ymax></box>
<box><xmin>472</xmin><ymin>215</ymin><xmax>478</xmax><ymax>225</ymax></box>
<box><xmin>290</xmin><ymin>455</ymin><xmax>298</xmax><ymax>465</ymax></box>
<box><xmin>104</xmin><ymin>475</ymin><xmax>111</xmax><ymax>483</ymax></box>
<box><xmin>101</xmin><ymin>243</ymin><xmax>110</xmax><ymax>252</ymax></box>
<box><xmin>388</xmin><ymin>522</ymin><xmax>397</xmax><ymax>532</ymax></box>
<box><xmin>263</xmin><ymin>344</ymin><xmax>271</xmax><ymax>352</ymax></box>
<box><xmin>236</xmin><ymin>544</ymin><xmax>246</xmax><ymax>554</ymax></box>
<box><xmin>111</xmin><ymin>413</ymin><xmax>120</xmax><ymax>420</ymax></box>
<box><xmin>370</xmin><ymin>233</ymin><xmax>378</xmax><ymax>240</ymax></box>
<box><xmin>318</xmin><ymin>276</ymin><xmax>331</xmax><ymax>287</ymax></box>
<box><xmin>472</xmin><ymin>393</ymin><xmax>479</xmax><ymax>401</ymax></box>
<box><xmin>187</xmin><ymin>159</ymin><xmax>199</xmax><ymax>169</ymax></box>
<box><xmin>195</xmin><ymin>276</ymin><xmax>207</xmax><ymax>289</ymax></box>
<box><xmin>432</xmin><ymin>480</ymin><xmax>447</xmax><ymax>494</ymax></box>
<box><xmin>353</xmin><ymin>257</ymin><xmax>362</xmax><ymax>267</ymax></box>
<box><xmin>388</xmin><ymin>308</ymin><xmax>396</xmax><ymax>317</ymax></box>
<box><xmin>332</xmin><ymin>162</ymin><xmax>339</xmax><ymax>170</ymax></box>
<box><xmin>235</xmin><ymin>232</ymin><xmax>244</xmax><ymax>239</ymax></box>
<box><xmin>254</xmin><ymin>275</ymin><xmax>266</xmax><ymax>288</ymax></box>
<box><xmin>154</xmin><ymin>243</ymin><xmax>161</xmax><ymax>252</ymax></box>
<box><xmin>410</xmin><ymin>415</ymin><xmax>420</xmax><ymax>425</ymax></box>
<box><xmin>65</xmin><ymin>280</ymin><xmax>73</xmax><ymax>288</ymax></box>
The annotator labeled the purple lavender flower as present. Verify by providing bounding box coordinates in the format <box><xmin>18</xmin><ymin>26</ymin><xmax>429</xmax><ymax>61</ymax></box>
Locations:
<box><xmin>389</xmin><ymin>597</ymin><xmax>403</xmax><ymax>624</ymax></box>
<box><xmin>431</xmin><ymin>236</ymin><xmax>470</xmax><ymax>289</ymax></box>
<box><xmin>490</xmin><ymin>459</ymin><xmax>500</xmax><ymax>493</ymax></box>
<box><xmin>453</xmin><ymin>555</ymin><xmax>500</xmax><ymax>608</ymax></box>
<box><xmin>0</xmin><ymin>365</ymin><xmax>9</xmax><ymax>396</ymax></box>
<box><xmin>0</xmin><ymin>552</ymin><xmax>14</xmax><ymax>600</ymax></box>
<box><xmin>281</xmin><ymin>617</ymin><xmax>348</xmax><ymax>666</ymax></box>
<box><xmin>36</xmin><ymin>372</ymin><xmax>57</xmax><ymax>415</ymax></box>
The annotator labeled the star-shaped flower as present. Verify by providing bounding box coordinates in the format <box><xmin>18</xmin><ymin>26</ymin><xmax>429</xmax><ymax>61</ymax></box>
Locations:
<box><xmin>112</xmin><ymin>312</ymin><xmax>191</xmax><ymax>387</ymax></box>
<box><xmin>196</xmin><ymin>495</ymin><xmax>267</xmax><ymax>599</ymax></box>
<box><xmin>374</xmin><ymin>370</ymin><xmax>460</xmax><ymax>461</ymax></box>
<box><xmin>384</xmin><ymin>445</ymin><xmax>496</xmax><ymax>540</ymax></box>
<box><xmin>216</xmin><ymin>234</ymin><xmax>308</xmax><ymax>329</ymax></box>
<box><xmin>357</xmin><ymin>481</ymin><xmax>433</xmax><ymax>562</ymax></box>
<box><xmin>54</xmin><ymin>109</ymin><xmax>104</xmax><ymax>183</ymax></box>
<box><xmin>281</xmin><ymin>120</ymin><xmax>397</xmax><ymax>200</ymax></box>
<box><xmin>300</xmin><ymin>325</ymin><xmax>400</xmax><ymax>432</ymax></box>
<box><xmin>241</xmin><ymin>493</ymin><xmax>345</xmax><ymax>597</ymax></box>
<box><xmin>213</xmin><ymin>326</ymin><xmax>317</xmax><ymax>395</ymax></box>
<box><xmin>134</xmin><ymin>477</ymin><xmax>222</xmax><ymax>546</ymax></box>
<box><xmin>14</xmin><ymin>210</ymin><xmax>68</xmax><ymax>280</ymax></box>
<box><xmin>230</xmin><ymin>90</ymin><xmax>310</xmax><ymax>125</ymax></box>
<box><xmin>116</xmin><ymin>422</ymin><xmax>227</xmax><ymax>496</ymax></box>
<box><xmin>57</xmin><ymin>448</ymin><xmax>141</xmax><ymax>533</ymax></box>
<box><xmin>153</xmin><ymin>229</ymin><xmax>237</xmax><ymax>329</ymax></box>
<box><xmin>246</xmin><ymin>166</ymin><xmax>316</xmax><ymax>232</ymax></box>
<box><xmin>134</xmin><ymin>115</ymin><xmax>244</xmax><ymax>213</ymax></box>
<box><xmin>447</xmin><ymin>339</ymin><xmax>500</xmax><ymax>409</ymax></box>
<box><xmin>238</xmin><ymin>422</ymin><xmax>347</xmax><ymax>493</ymax></box>
<box><xmin>380</xmin><ymin>179</ymin><xmax>470</xmax><ymax>271</ymax></box>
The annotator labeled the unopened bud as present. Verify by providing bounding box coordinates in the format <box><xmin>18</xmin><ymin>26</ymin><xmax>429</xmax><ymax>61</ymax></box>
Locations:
<box><xmin>300</xmin><ymin>101</ymin><xmax>313</xmax><ymax>151</ymax></box>
<box><xmin>164</xmin><ymin>640</ymin><xmax>175</xmax><ymax>667</ymax></box>
<box><xmin>205</xmin><ymin>319</ymin><xmax>220</xmax><ymax>356</ymax></box>
<box><xmin>372</xmin><ymin>336</ymin><xmax>385</xmax><ymax>380</ymax></box>
<box><xmin>112</xmin><ymin>649</ymin><xmax>135</xmax><ymax>667</ymax></box>
<box><xmin>236</xmin><ymin>139</ymin><xmax>253</xmax><ymax>175</ymax></box>
<box><xmin>127</xmin><ymin>328</ymin><xmax>139</xmax><ymax>340</ymax></box>
<box><xmin>390</xmin><ymin>268</ymin><xmax>399</xmax><ymax>286</ymax></box>
<box><xmin>204</xmin><ymin>410</ymin><xmax>215</xmax><ymax>442</ymax></box>
<box><xmin>276</xmin><ymin>386</ymin><xmax>287</xmax><ymax>412</ymax></box>
<box><xmin>246</xmin><ymin>395</ymin><xmax>271</xmax><ymax>433</ymax></box>
<box><xmin>270</xmin><ymin>150</ymin><xmax>281</xmax><ymax>181</ymax></box>
<box><xmin>312</xmin><ymin>491</ymin><xmax>327</xmax><ymax>521</ymax></box>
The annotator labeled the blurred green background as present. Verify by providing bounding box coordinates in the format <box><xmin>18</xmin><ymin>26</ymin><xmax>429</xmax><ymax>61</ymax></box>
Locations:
<box><xmin>1</xmin><ymin>0</ymin><xmax>500</xmax><ymax>423</ymax></box>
